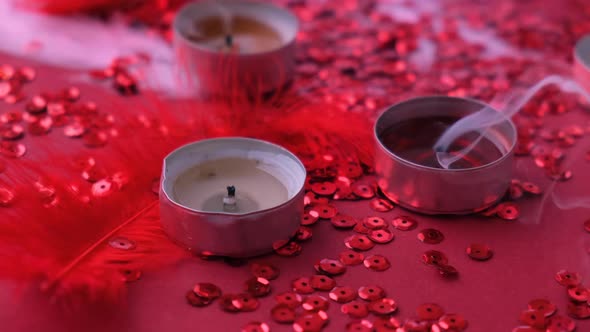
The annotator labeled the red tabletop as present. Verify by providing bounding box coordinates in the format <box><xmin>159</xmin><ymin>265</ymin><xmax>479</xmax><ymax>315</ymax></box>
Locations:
<box><xmin>2</xmin><ymin>1</ymin><xmax>590</xmax><ymax>332</ymax></box>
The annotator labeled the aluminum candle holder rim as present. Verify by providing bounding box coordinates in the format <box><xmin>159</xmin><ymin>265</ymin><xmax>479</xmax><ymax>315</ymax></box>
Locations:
<box><xmin>160</xmin><ymin>136</ymin><xmax>307</xmax><ymax>217</ymax></box>
<box><xmin>173</xmin><ymin>0</ymin><xmax>300</xmax><ymax>57</ymax></box>
<box><xmin>574</xmin><ymin>34</ymin><xmax>590</xmax><ymax>70</ymax></box>
<box><xmin>374</xmin><ymin>95</ymin><xmax>517</xmax><ymax>173</ymax></box>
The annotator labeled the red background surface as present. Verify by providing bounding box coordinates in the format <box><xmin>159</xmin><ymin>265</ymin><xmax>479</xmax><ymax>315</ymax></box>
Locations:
<box><xmin>1</xmin><ymin>6</ymin><xmax>590</xmax><ymax>332</ymax></box>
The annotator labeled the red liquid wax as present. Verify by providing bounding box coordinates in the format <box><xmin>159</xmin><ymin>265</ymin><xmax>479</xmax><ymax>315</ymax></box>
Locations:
<box><xmin>380</xmin><ymin>116</ymin><xmax>504</xmax><ymax>169</ymax></box>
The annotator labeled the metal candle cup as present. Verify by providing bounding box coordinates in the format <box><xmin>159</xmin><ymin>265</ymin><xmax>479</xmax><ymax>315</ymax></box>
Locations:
<box><xmin>574</xmin><ymin>34</ymin><xmax>590</xmax><ymax>92</ymax></box>
<box><xmin>160</xmin><ymin>137</ymin><xmax>306</xmax><ymax>257</ymax></box>
<box><xmin>374</xmin><ymin>96</ymin><xmax>517</xmax><ymax>215</ymax></box>
<box><xmin>173</xmin><ymin>0</ymin><xmax>298</xmax><ymax>96</ymax></box>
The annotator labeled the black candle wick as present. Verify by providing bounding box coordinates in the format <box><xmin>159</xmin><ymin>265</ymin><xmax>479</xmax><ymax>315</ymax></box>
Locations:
<box><xmin>225</xmin><ymin>34</ymin><xmax>233</xmax><ymax>47</ymax></box>
<box><xmin>227</xmin><ymin>185</ymin><xmax>236</xmax><ymax>197</ymax></box>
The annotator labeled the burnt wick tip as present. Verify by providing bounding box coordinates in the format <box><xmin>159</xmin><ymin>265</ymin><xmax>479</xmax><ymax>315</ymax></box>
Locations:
<box><xmin>227</xmin><ymin>185</ymin><xmax>236</xmax><ymax>197</ymax></box>
<box><xmin>225</xmin><ymin>34</ymin><xmax>233</xmax><ymax>47</ymax></box>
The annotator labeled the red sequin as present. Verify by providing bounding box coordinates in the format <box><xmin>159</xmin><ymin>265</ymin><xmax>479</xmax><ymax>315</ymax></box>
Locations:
<box><xmin>251</xmin><ymin>263</ymin><xmax>280</xmax><ymax>280</ymax></box>
<box><xmin>417</xmin><ymin>303</ymin><xmax>445</xmax><ymax>320</ymax></box>
<box><xmin>241</xmin><ymin>322</ymin><xmax>270</xmax><ymax>332</ymax></box>
<box><xmin>438</xmin><ymin>265</ymin><xmax>459</xmax><ymax>278</ymax></box>
<box><xmin>358</xmin><ymin>285</ymin><xmax>386</xmax><ymax>301</ymax></box>
<box><xmin>438</xmin><ymin>313</ymin><xmax>468</xmax><ymax>331</ymax></box>
<box><xmin>296</xmin><ymin>226</ymin><xmax>313</xmax><ymax>241</ymax></box>
<box><xmin>293</xmin><ymin>312</ymin><xmax>328</xmax><ymax>332</ymax></box>
<box><xmin>555</xmin><ymin>270</ymin><xmax>582</xmax><ymax>287</ymax></box>
<box><xmin>363</xmin><ymin>255</ymin><xmax>391</xmax><ymax>272</ymax></box>
<box><xmin>271</xmin><ymin>304</ymin><xmax>296</xmax><ymax>323</ymax></box>
<box><xmin>519</xmin><ymin>310</ymin><xmax>547</xmax><ymax>329</ymax></box>
<box><xmin>368</xmin><ymin>228</ymin><xmax>395</xmax><ymax>244</ymax></box>
<box><xmin>368</xmin><ymin>298</ymin><xmax>397</xmax><ymax>315</ymax></box>
<box><xmin>331</xmin><ymin>214</ymin><xmax>358</xmax><ymax>229</ymax></box>
<box><xmin>274</xmin><ymin>291</ymin><xmax>302</xmax><ymax>309</ymax></box>
<box><xmin>302</xmin><ymin>295</ymin><xmax>330</xmax><ymax>311</ymax></box>
<box><xmin>292</xmin><ymin>277</ymin><xmax>315</xmax><ymax>294</ymax></box>
<box><xmin>362</xmin><ymin>216</ymin><xmax>387</xmax><ymax>229</ymax></box>
<box><xmin>0</xmin><ymin>187</ymin><xmax>15</xmax><ymax>207</ymax></box>
<box><xmin>193</xmin><ymin>282</ymin><xmax>222</xmax><ymax>300</ymax></box>
<box><xmin>546</xmin><ymin>315</ymin><xmax>575</xmax><ymax>331</ymax></box>
<box><xmin>339</xmin><ymin>250</ymin><xmax>364</xmax><ymax>266</ymax></box>
<box><xmin>345</xmin><ymin>320</ymin><xmax>373</xmax><ymax>332</ymax></box>
<box><xmin>422</xmin><ymin>250</ymin><xmax>449</xmax><ymax>266</ymax></box>
<box><xmin>83</xmin><ymin>130</ymin><xmax>108</xmax><ymax>148</ymax></box>
<box><xmin>341</xmin><ymin>300</ymin><xmax>369</xmax><ymax>318</ymax></box>
<box><xmin>528</xmin><ymin>299</ymin><xmax>557</xmax><ymax>317</ymax></box>
<box><xmin>274</xmin><ymin>241</ymin><xmax>302</xmax><ymax>257</ymax></box>
<box><xmin>245</xmin><ymin>277</ymin><xmax>271</xmax><ymax>297</ymax></box>
<box><xmin>0</xmin><ymin>141</ymin><xmax>26</xmax><ymax>158</ymax></box>
<box><xmin>232</xmin><ymin>293</ymin><xmax>259</xmax><ymax>311</ymax></box>
<box><xmin>121</xmin><ymin>269</ymin><xmax>141</xmax><ymax>282</ymax></box>
<box><xmin>317</xmin><ymin>258</ymin><xmax>347</xmax><ymax>276</ymax></box>
<box><xmin>466</xmin><ymin>244</ymin><xmax>493</xmax><ymax>261</ymax></box>
<box><xmin>310</xmin><ymin>275</ymin><xmax>336</xmax><ymax>291</ymax></box>
<box><xmin>352</xmin><ymin>183</ymin><xmax>375</xmax><ymax>199</ymax></box>
<box><xmin>417</xmin><ymin>228</ymin><xmax>444</xmax><ymax>244</ymax></box>
<box><xmin>496</xmin><ymin>202</ymin><xmax>520</xmax><ymax>220</ymax></box>
<box><xmin>309</xmin><ymin>204</ymin><xmax>338</xmax><ymax>219</ymax></box>
<box><xmin>370</xmin><ymin>198</ymin><xmax>394</xmax><ymax>212</ymax></box>
<box><xmin>345</xmin><ymin>234</ymin><xmax>375</xmax><ymax>251</ymax></box>
<box><xmin>1</xmin><ymin>124</ymin><xmax>24</xmax><ymax>140</ymax></box>
<box><xmin>108</xmin><ymin>236</ymin><xmax>135</xmax><ymax>250</ymax></box>
<box><xmin>311</xmin><ymin>182</ymin><xmax>337</xmax><ymax>196</ymax></box>
<box><xmin>329</xmin><ymin>286</ymin><xmax>357</xmax><ymax>303</ymax></box>
<box><xmin>567</xmin><ymin>285</ymin><xmax>589</xmax><ymax>302</ymax></box>
<box><xmin>392</xmin><ymin>215</ymin><xmax>418</xmax><ymax>231</ymax></box>
<box><xmin>186</xmin><ymin>290</ymin><xmax>212</xmax><ymax>307</ymax></box>
<box><xmin>301</xmin><ymin>212</ymin><xmax>319</xmax><ymax>226</ymax></box>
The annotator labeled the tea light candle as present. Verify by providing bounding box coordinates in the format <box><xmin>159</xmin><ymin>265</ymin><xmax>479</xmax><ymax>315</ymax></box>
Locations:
<box><xmin>574</xmin><ymin>34</ymin><xmax>590</xmax><ymax>92</ymax></box>
<box><xmin>173</xmin><ymin>1</ymin><xmax>299</xmax><ymax>95</ymax></box>
<box><xmin>374</xmin><ymin>96</ymin><xmax>516</xmax><ymax>215</ymax></box>
<box><xmin>159</xmin><ymin>137</ymin><xmax>306</xmax><ymax>257</ymax></box>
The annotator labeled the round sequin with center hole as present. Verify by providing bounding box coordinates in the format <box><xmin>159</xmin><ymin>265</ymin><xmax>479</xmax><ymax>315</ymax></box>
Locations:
<box><xmin>309</xmin><ymin>204</ymin><xmax>338</xmax><ymax>219</ymax></box>
<box><xmin>370</xmin><ymin>198</ymin><xmax>394</xmax><ymax>212</ymax></box>
<box><xmin>392</xmin><ymin>216</ymin><xmax>418</xmax><ymax>231</ymax></box>
<box><xmin>293</xmin><ymin>277</ymin><xmax>314</xmax><ymax>294</ymax></box>
<box><xmin>555</xmin><ymin>270</ymin><xmax>582</xmax><ymax>286</ymax></box>
<box><xmin>466</xmin><ymin>243</ymin><xmax>493</xmax><ymax>261</ymax></box>
<box><xmin>546</xmin><ymin>315</ymin><xmax>575</xmax><ymax>331</ymax></box>
<box><xmin>274</xmin><ymin>241</ymin><xmax>302</xmax><ymax>257</ymax></box>
<box><xmin>302</xmin><ymin>295</ymin><xmax>330</xmax><ymax>311</ymax></box>
<box><xmin>245</xmin><ymin>277</ymin><xmax>271</xmax><ymax>297</ymax></box>
<box><xmin>331</xmin><ymin>214</ymin><xmax>358</xmax><ymax>229</ymax></box>
<box><xmin>362</xmin><ymin>216</ymin><xmax>387</xmax><ymax>229</ymax></box>
<box><xmin>271</xmin><ymin>304</ymin><xmax>296</xmax><ymax>323</ymax></box>
<box><xmin>422</xmin><ymin>250</ymin><xmax>449</xmax><ymax>266</ymax></box>
<box><xmin>373</xmin><ymin>317</ymin><xmax>401</xmax><ymax>331</ymax></box>
<box><xmin>232</xmin><ymin>293</ymin><xmax>259</xmax><ymax>311</ymax></box>
<box><xmin>241</xmin><ymin>322</ymin><xmax>270</xmax><ymax>332</ymax></box>
<box><xmin>0</xmin><ymin>141</ymin><xmax>26</xmax><ymax>158</ymax></box>
<box><xmin>417</xmin><ymin>303</ymin><xmax>445</xmax><ymax>320</ymax></box>
<box><xmin>519</xmin><ymin>310</ymin><xmax>546</xmax><ymax>329</ymax></box>
<box><xmin>345</xmin><ymin>234</ymin><xmax>375</xmax><ymax>251</ymax></box>
<box><xmin>358</xmin><ymin>285</ymin><xmax>385</xmax><ymax>301</ymax></box>
<box><xmin>352</xmin><ymin>183</ymin><xmax>375</xmax><ymax>199</ymax></box>
<box><xmin>311</xmin><ymin>182</ymin><xmax>337</xmax><ymax>196</ymax></box>
<box><xmin>521</xmin><ymin>182</ymin><xmax>542</xmax><ymax>195</ymax></box>
<box><xmin>193</xmin><ymin>283</ymin><xmax>222</xmax><ymax>300</ymax></box>
<box><xmin>302</xmin><ymin>212</ymin><xmax>319</xmax><ymax>226</ymax></box>
<box><xmin>568</xmin><ymin>302</ymin><xmax>590</xmax><ymax>319</ymax></box>
<box><xmin>567</xmin><ymin>285</ymin><xmax>589</xmax><ymax>302</ymax></box>
<box><xmin>296</xmin><ymin>226</ymin><xmax>313</xmax><ymax>241</ymax></box>
<box><xmin>496</xmin><ymin>202</ymin><xmax>520</xmax><ymax>220</ymax></box>
<box><xmin>438</xmin><ymin>313</ymin><xmax>468</xmax><ymax>331</ymax></box>
<box><xmin>368</xmin><ymin>228</ymin><xmax>395</xmax><ymax>244</ymax></box>
<box><xmin>251</xmin><ymin>263</ymin><xmax>280</xmax><ymax>280</ymax></box>
<box><xmin>363</xmin><ymin>255</ymin><xmax>391</xmax><ymax>272</ymax></box>
<box><xmin>353</xmin><ymin>222</ymin><xmax>371</xmax><ymax>234</ymax></box>
<box><xmin>318</xmin><ymin>258</ymin><xmax>347</xmax><ymax>276</ymax></box>
<box><xmin>401</xmin><ymin>319</ymin><xmax>430</xmax><ymax>331</ymax></box>
<box><xmin>274</xmin><ymin>291</ymin><xmax>301</xmax><ymax>309</ymax></box>
<box><xmin>368</xmin><ymin>298</ymin><xmax>397</xmax><ymax>315</ymax></box>
<box><xmin>346</xmin><ymin>320</ymin><xmax>373</xmax><ymax>332</ymax></box>
<box><xmin>329</xmin><ymin>286</ymin><xmax>357</xmax><ymax>303</ymax></box>
<box><xmin>339</xmin><ymin>250</ymin><xmax>364</xmax><ymax>266</ymax></box>
<box><xmin>108</xmin><ymin>236</ymin><xmax>136</xmax><ymax>250</ymax></box>
<box><xmin>585</xmin><ymin>219</ymin><xmax>590</xmax><ymax>233</ymax></box>
<box><xmin>528</xmin><ymin>299</ymin><xmax>556</xmax><ymax>317</ymax></box>
<box><xmin>293</xmin><ymin>311</ymin><xmax>328</xmax><ymax>332</ymax></box>
<box><xmin>186</xmin><ymin>290</ymin><xmax>212</xmax><ymax>307</ymax></box>
<box><xmin>437</xmin><ymin>264</ymin><xmax>459</xmax><ymax>279</ymax></box>
<box><xmin>310</xmin><ymin>275</ymin><xmax>336</xmax><ymax>291</ymax></box>
<box><xmin>1</xmin><ymin>124</ymin><xmax>24</xmax><ymax>140</ymax></box>
<box><xmin>417</xmin><ymin>228</ymin><xmax>444</xmax><ymax>244</ymax></box>
<box><xmin>342</xmin><ymin>300</ymin><xmax>369</xmax><ymax>318</ymax></box>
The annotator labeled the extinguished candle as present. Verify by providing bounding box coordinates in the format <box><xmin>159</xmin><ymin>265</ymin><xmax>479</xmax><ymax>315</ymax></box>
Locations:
<box><xmin>173</xmin><ymin>157</ymin><xmax>289</xmax><ymax>213</ymax></box>
<box><xmin>185</xmin><ymin>15</ymin><xmax>284</xmax><ymax>54</ymax></box>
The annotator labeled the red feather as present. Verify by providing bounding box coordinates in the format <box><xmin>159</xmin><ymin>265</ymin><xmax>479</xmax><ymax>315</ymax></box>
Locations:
<box><xmin>0</xmin><ymin>88</ymin><xmax>374</xmax><ymax>304</ymax></box>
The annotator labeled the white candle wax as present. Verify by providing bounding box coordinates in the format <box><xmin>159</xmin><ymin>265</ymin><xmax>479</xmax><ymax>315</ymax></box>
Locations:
<box><xmin>173</xmin><ymin>157</ymin><xmax>289</xmax><ymax>213</ymax></box>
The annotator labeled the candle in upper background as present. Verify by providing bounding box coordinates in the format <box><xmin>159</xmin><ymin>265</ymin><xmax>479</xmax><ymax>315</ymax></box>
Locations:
<box><xmin>173</xmin><ymin>0</ymin><xmax>299</xmax><ymax>96</ymax></box>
